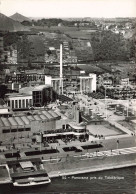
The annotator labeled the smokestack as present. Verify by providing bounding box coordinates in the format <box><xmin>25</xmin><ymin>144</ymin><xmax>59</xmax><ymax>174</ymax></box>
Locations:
<box><xmin>60</xmin><ymin>44</ymin><xmax>63</xmax><ymax>94</ymax></box>
<box><xmin>60</xmin><ymin>44</ymin><xmax>62</xmax><ymax>80</ymax></box>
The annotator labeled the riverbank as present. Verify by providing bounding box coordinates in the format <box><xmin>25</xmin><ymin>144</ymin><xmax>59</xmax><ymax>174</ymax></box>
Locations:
<box><xmin>43</xmin><ymin>153</ymin><xmax>136</xmax><ymax>178</ymax></box>
<box><xmin>49</xmin><ymin>162</ymin><xmax>136</xmax><ymax>178</ymax></box>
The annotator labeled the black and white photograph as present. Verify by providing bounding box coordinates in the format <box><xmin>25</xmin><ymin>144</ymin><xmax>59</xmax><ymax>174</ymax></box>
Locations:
<box><xmin>0</xmin><ymin>0</ymin><xmax>136</xmax><ymax>193</ymax></box>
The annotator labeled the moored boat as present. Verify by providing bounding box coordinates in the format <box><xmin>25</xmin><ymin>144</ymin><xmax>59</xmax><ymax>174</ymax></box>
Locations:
<box><xmin>7</xmin><ymin>158</ymin><xmax>51</xmax><ymax>187</ymax></box>
<box><xmin>13</xmin><ymin>176</ymin><xmax>51</xmax><ymax>187</ymax></box>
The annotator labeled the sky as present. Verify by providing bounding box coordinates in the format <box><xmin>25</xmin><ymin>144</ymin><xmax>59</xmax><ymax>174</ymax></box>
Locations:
<box><xmin>1</xmin><ymin>0</ymin><xmax>136</xmax><ymax>18</ymax></box>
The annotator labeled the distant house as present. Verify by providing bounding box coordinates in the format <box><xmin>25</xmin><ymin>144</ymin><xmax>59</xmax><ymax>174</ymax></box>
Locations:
<box><xmin>120</xmin><ymin>78</ymin><xmax>129</xmax><ymax>86</ymax></box>
<box><xmin>103</xmin><ymin>78</ymin><xmax>113</xmax><ymax>86</ymax></box>
<box><xmin>58</xmin><ymin>23</ymin><xmax>63</xmax><ymax>27</ymax></box>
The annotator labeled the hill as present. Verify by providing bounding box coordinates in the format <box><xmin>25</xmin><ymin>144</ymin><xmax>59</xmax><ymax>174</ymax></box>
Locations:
<box><xmin>0</xmin><ymin>13</ymin><xmax>28</xmax><ymax>32</ymax></box>
<box><xmin>10</xmin><ymin>12</ymin><xmax>31</xmax><ymax>22</ymax></box>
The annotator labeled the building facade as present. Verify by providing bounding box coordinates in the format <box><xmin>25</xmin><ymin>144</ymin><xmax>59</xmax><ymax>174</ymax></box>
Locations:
<box><xmin>79</xmin><ymin>74</ymin><xmax>96</xmax><ymax>94</ymax></box>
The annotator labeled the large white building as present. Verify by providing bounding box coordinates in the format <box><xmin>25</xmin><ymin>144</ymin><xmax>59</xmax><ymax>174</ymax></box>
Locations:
<box><xmin>79</xmin><ymin>73</ymin><xmax>96</xmax><ymax>94</ymax></box>
<box><xmin>5</xmin><ymin>93</ymin><xmax>33</xmax><ymax>110</ymax></box>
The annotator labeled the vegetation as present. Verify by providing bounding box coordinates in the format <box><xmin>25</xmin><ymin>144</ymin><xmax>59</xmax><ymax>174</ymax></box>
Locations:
<box><xmin>3</xmin><ymin>32</ymin><xmax>20</xmax><ymax>48</ymax></box>
<box><xmin>91</xmin><ymin>30</ymin><xmax>135</xmax><ymax>61</ymax></box>
<box><xmin>0</xmin><ymin>85</ymin><xmax>8</xmax><ymax>99</ymax></box>
<box><xmin>21</xmin><ymin>18</ymin><xmax>96</xmax><ymax>28</ymax></box>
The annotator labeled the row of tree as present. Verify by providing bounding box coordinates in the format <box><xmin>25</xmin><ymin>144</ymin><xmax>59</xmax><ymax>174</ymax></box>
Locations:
<box><xmin>21</xmin><ymin>18</ymin><xmax>97</xmax><ymax>28</ymax></box>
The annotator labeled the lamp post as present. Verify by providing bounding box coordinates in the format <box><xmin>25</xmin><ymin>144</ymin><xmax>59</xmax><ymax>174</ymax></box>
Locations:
<box><xmin>105</xmin><ymin>86</ymin><xmax>107</xmax><ymax>119</ymax></box>
<box><xmin>11</xmin><ymin>145</ymin><xmax>13</xmax><ymax>156</ymax></box>
<box><xmin>127</xmin><ymin>92</ymin><xmax>129</xmax><ymax>117</ymax></box>
<box><xmin>117</xmin><ymin>139</ymin><xmax>119</xmax><ymax>150</ymax></box>
<box><xmin>40</xmin><ymin>132</ymin><xmax>42</xmax><ymax>152</ymax></box>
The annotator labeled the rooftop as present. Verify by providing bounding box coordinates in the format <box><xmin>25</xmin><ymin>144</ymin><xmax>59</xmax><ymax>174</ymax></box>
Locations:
<box><xmin>5</xmin><ymin>93</ymin><xmax>32</xmax><ymax>98</ymax></box>
<box><xmin>0</xmin><ymin>110</ymin><xmax>60</xmax><ymax>128</ymax></box>
<box><xmin>18</xmin><ymin>85</ymin><xmax>52</xmax><ymax>95</ymax></box>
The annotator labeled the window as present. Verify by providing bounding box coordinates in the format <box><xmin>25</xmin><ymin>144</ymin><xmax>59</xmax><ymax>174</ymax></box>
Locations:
<box><xmin>33</xmin><ymin>91</ymin><xmax>42</xmax><ymax>107</ymax></box>
<box><xmin>12</xmin><ymin>100</ymin><xmax>14</xmax><ymax>109</ymax></box>
<box><xmin>29</xmin><ymin>99</ymin><xmax>32</xmax><ymax>106</ymax></box>
<box><xmin>22</xmin><ymin>99</ymin><xmax>25</xmax><ymax>108</ymax></box>
<box><xmin>19</xmin><ymin>100</ymin><xmax>21</xmax><ymax>108</ymax></box>
<box><xmin>15</xmin><ymin>100</ymin><xmax>18</xmax><ymax>109</ymax></box>
<box><xmin>26</xmin><ymin>99</ymin><xmax>28</xmax><ymax>108</ymax></box>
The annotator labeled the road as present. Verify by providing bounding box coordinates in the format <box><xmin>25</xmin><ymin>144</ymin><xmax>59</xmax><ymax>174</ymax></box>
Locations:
<box><xmin>74</xmin><ymin>146</ymin><xmax>136</xmax><ymax>159</ymax></box>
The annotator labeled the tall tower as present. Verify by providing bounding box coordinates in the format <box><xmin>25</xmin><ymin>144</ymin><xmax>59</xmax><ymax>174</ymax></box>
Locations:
<box><xmin>59</xmin><ymin>44</ymin><xmax>63</xmax><ymax>94</ymax></box>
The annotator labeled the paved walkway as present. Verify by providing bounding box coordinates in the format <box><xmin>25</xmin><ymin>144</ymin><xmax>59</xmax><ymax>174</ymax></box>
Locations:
<box><xmin>76</xmin><ymin>94</ymin><xmax>134</xmax><ymax>137</ymax></box>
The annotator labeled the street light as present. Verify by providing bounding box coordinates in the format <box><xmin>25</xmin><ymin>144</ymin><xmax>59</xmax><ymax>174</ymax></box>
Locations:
<box><xmin>117</xmin><ymin>139</ymin><xmax>119</xmax><ymax>150</ymax></box>
<box><xmin>39</xmin><ymin>132</ymin><xmax>42</xmax><ymax>152</ymax></box>
<box><xmin>105</xmin><ymin>86</ymin><xmax>107</xmax><ymax>119</ymax></box>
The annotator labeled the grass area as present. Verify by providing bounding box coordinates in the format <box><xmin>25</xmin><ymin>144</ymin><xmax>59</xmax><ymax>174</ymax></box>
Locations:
<box><xmin>82</xmin><ymin>144</ymin><xmax>103</xmax><ymax>150</ymax></box>
<box><xmin>31</xmin><ymin>26</ymin><xmax>97</xmax><ymax>40</ymax></box>
<box><xmin>118</xmin><ymin>120</ymin><xmax>136</xmax><ymax>133</ymax></box>
<box><xmin>5</xmin><ymin>153</ymin><xmax>20</xmax><ymax>159</ymax></box>
<box><xmin>28</xmin><ymin>35</ymin><xmax>45</xmax><ymax>55</ymax></box>
<box><xmin>31</xmin><ymin>26</ymin><xmax>95</xmax><ymax>32</ymax></box>
<box><xmin>63</xmin><ymin>146</ymin><xmax>81</xmax><ymax>152</ymax></box>
<box><xmin>77</xmin><ymin>64</ymin><xmax>104</xmax><ymax>74</ymax></box>
<box><xmin>25</xmin><ymin>149</ymin><xmax>59</xmax><ymax>156</ymax></box>
<box><xmin>65</xmin><ymin>31</ymin><xmax>92</xmax><ymax>39</ymax></box>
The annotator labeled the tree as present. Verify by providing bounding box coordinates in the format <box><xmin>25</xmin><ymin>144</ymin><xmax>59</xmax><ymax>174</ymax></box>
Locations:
<box><xmin>21</xmin><ymin>20</ymin><xmax>32</xmax><ymax>26</ymax></box>
<box><xmin>0</xmin><ymin>85</ymin><xmax>8</xmax><ymax>99</ymax></box>
<box><xmin>91</xmin><ymin>30</ymin><xmax>133</xmax><ymax>61</ymax></box>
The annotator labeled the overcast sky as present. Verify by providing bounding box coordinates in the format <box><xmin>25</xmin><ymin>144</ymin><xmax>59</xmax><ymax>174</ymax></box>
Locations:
<box><xmin>1</xmin><ymin>0</ymin><xmax>136</xmax><ymax>18</ymax></box>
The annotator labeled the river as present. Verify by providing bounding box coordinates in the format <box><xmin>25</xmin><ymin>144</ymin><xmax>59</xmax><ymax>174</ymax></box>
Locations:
<box><xmin>0</xmin><ymin>167</ymin><xmax>136</xmax><ymax>194</ymax></box>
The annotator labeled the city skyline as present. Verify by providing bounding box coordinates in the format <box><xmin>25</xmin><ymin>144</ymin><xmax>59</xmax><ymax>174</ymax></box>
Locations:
<box><xmin>1</xmin><ymin>0</ymin><xmax>136</xmax><ymax>18</ymax></box>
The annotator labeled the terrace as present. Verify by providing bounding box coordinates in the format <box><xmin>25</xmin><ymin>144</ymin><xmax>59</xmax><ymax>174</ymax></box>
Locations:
<box><xmin>87</xmin><ymin>123</ymin><xmax>125</xmax><ymax>137</ymax></box>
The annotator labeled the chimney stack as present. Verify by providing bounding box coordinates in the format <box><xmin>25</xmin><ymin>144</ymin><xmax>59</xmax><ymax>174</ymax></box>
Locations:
<box><xmin>59</xmin><ymin>44</ymin><xmax>63</xmax><ymax>94</ymax></box>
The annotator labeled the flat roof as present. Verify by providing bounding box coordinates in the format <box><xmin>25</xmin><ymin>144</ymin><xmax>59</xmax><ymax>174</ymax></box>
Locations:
<box><xmin>32</xmin><ymin>85</ymin><xmax>51</xmax><ymax>91</ymax></box>
<box><xmin>20</xmin><ymin>161</ymin><xmax>33</xmax><ymax>169</ymax></box>
<box><xmin>5</xmin><ymin>93</ymin><xmax>32</xmax><ymax>98</ymax></box>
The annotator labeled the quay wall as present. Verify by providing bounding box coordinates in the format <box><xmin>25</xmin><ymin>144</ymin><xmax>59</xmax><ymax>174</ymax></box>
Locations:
<box><xmin>43</xmin><ymin>153</ymin><xmax>136</xmax><ymax>178</ymax></box>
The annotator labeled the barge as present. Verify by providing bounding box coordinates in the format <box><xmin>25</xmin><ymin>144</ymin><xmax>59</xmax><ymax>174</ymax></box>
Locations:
<box><xmin>0</xmin><ymin>164</ymin><xmax>12</xmax><ymax>184</ymax></box>
<box><xmin>7</xmin><ymin>158</ymin><xmax>51</xmax><ymax>187</ymax></box>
